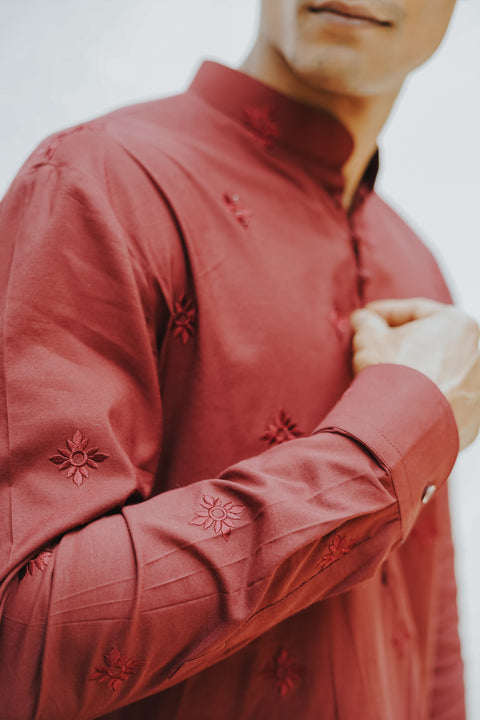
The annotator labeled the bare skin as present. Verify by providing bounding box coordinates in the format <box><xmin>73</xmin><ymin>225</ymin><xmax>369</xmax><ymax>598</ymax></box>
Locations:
<box><xmin>241</xmin><ymin>0</ymin><xmax>458</xmax><ymax>209</ymax></box>
<box><xmin>352</xmin><ymin>300</ymin><xmax>480</xmax><ymax>450</ymax></box>
<box><xmin>241</xmin><ymin>0</ymin><xmax>480</xmax><ymax>450</ymax></box>
<box><xmin>241</xmin><ymin>34</ymin><xmax>396</xmax><ymax>210</ymax></box>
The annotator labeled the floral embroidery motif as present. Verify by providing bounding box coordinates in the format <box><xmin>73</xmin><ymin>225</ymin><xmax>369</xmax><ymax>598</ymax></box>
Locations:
<box><xmin>172</xmin><ymin>293</ymin><xmax>196</xmax><ymax>344</ymax></box>
<box><xmin>190</xmin><ymin>495</ymin><xmax>244</xmax><ymax>541</ymax></box>
<box><xmin>89</xmin><ymin>646</ymin><xmax>142</xmax><ymax>691</ymax></box>
<box><xmin>19</xmin><ymin>549</ymin><xmax>53</xmax><ymax>580</ymax></box>
<box><xmin>243</xmin><ymin>106</ymin><xmax>280</xmax><ymax>149</ymax></box>
<box><xmin>318</xmin><ymin>533</ymin><xmax>355</xmax><ymax>571</ymax></box>
<box><xmin>27</xmin><ymin>549</ymin><xmax>53</xmax><ymax>575</ymax></box>
<box><xmin>49</xmin><ymin>430</ymin><xmax>109</xmax><ymax>487</ymax></box>
<box><xmin>261</xmin><ymin>410</ymin><xmax>304</xmax><ymax>446</ymax></box>
<box><xmin>261</xmin><ymin>647</ymin><xmax>303</xmax><ymax>697</ymax></box>
<box><xmin>223</xmin><ymin>193</ymin><xmax>252</xmax><ymax>228</ymax></box>
<box><xmin>35</xmin><ymin>121</ymin><xmax>104</xmax><ymax>162</ymax></box>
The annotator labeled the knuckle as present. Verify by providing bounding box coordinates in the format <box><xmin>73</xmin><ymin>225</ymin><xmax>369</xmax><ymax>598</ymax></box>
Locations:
<box><xmin>458</xmin><ymin>309</ymin><xmax>478</xmax><ymax>332</ymax></box>
<box><xmin>449</xmin><ymin>308</ymin><xmax>480</xmax><ymax>342</ymax></box>
<box><xmin>469</xmin><ymin>317</ymin><xmax>480</xmax><ymax>342</ymax></box>
<box><xmin>420</xmin><ymin>297</ymin><xmax>443</xmax><ymax>312</ymax></box>
<box><xmin>463</xmin><ymin>315</ymin><xmax>480</xmax><ymax>345</ymax></box>
<box><xmin>462</xmin><ymin>310</ymin><xmax>477</xmax><ymax>327</ymax></box>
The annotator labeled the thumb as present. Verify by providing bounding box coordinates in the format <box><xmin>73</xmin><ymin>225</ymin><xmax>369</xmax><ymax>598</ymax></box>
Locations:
<box><xmin>350</xmin><ymin>308</ymin><xmax>390</xmax><ymax>335</ymax></box>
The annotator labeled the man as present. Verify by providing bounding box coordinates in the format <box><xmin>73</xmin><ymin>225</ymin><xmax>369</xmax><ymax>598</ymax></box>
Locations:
<box><xmin>0</xmin><ymin>0</ymin><xmax>478</xmax><ymax>718</ymax></box>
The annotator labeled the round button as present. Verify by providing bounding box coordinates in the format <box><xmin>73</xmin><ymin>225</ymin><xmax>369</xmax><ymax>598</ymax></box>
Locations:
<box><xmin>421</xmin><ymin>484</ymin><xmax>437</xmax><ymax>505</ymax></box>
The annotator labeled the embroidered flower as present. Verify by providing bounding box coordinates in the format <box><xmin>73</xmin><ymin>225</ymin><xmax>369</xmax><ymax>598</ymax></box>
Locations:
<box><xmin>190</xmin><ymin>495</ymin><xmax>244</xmax><ymax>541</ymax></box>
<box><xmin>36</xmin><ymin>121</ymin><xmax>104</xmax><ymax>162</ymax></box>
<box><xmin>27</xmin><ymin>549</ymin><xmax>53</xmax><ymax>575</ymax></box>
<box><xmin>49</xmin><ymin>430</ymin><xmax>108</xmax><ymax>487</ymax></box>
<box><xmin>318</xmin><ymin>533</ymin><xmax>355</xmax><ymax>571</ymax></box>
<box><xmin>261</xmin><ymin>647</ymin><xmax>303</xmax><ymax>697</ymax></box>
<box><xmin>243</xmin><ymin>106</ymin><xmax>280</xmax><ymax>149</ymax></box>
<box><xmin>261</xmin><ymin>410</ymin><xmax>304</xmax><ymax>446</ymax></box>
<box><xmin>172</xmin><ymin>293</ymin><xmax>196</xmax><ymax>344</ymax></box>
<box><xmin>19</xmin><ymin>549</ymin><xmax>53</xmax><ymax>580</ymax></box>
<box><xmin>223</xmin><ymin>193</ymin><xmax>252</xmax><ymax>228</ymax></box>
<box><xmin>89</xmin><ymin>646</ymin><xmax>142</xmax><ymax>692</ymax></box>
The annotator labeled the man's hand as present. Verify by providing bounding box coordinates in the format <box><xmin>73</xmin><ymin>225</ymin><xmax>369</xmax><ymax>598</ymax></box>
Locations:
<box><xmin>351</xmin><ymin>298</ymin><xmax>480</xmax><ymax>451</ymax></box>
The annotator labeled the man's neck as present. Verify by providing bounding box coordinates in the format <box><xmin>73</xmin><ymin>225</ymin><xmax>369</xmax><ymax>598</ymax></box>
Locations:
<box><xmin>240</xmin><ymin>39</ymin><xmax>400</xmax><ymax>211</ymax></box>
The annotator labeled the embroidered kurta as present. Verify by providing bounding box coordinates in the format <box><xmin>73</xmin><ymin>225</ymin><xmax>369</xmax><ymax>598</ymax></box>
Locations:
<box><xmin>0</xmin><ymin>62</ymin><xmax>465</xmax><ymax>719</ymax></box>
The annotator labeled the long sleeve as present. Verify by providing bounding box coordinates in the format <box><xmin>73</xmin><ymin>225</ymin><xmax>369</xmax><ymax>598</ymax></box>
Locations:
<box><xmin>0</xmin><ymin>142</ymin><xmax>459</xmax><ymax>720</ymax></box>
<box><xmin>429</xmin><ymin>484</ymin><xmax>466</xmax><ymax>720</ymax></box>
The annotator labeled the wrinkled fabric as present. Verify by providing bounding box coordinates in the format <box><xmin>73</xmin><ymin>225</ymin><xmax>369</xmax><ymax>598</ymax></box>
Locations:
<box><xmin>0</xmin><ymin>62</ymin><xmax>465</xmax><ymax>720</ymax></box>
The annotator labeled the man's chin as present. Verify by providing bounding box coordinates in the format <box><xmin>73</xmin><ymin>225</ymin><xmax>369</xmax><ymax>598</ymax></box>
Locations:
<box><xmin>288</xmin><ymin>54</ymin><xmax>398</xmax><ymax>98</ymax></box>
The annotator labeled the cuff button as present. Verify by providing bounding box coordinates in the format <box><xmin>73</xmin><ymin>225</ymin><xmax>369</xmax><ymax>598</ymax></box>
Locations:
<box><xmin>421</xmin><ymin>484</ymin><xmax>437</xmax><ymax>505</ymax></box>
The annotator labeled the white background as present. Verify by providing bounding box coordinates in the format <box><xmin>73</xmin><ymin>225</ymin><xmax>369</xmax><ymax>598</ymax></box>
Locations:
<box><xmin>1</xmin><ymin>0</ymin><xmax>479</xmax><ymax>716</ymax></box>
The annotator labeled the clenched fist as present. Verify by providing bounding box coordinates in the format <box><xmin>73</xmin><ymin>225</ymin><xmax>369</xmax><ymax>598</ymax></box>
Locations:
<box><xmin>351</xmin><ymin>298</ymin><xmax>480</xmax><ymax>451</ymax></box>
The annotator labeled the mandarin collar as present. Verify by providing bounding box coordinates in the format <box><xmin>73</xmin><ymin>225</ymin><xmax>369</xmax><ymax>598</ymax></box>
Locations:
<box><xmin>188</xmin><ymin>61</ymin><xmax>379</xmax><ymax>198</ymax></box>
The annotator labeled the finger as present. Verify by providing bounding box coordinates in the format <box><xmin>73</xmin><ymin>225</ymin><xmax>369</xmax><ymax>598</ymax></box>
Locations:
<box><xmin>350</xmin><ymin>308</ymin><xmax>389</xmax><ymax>334</ymax></box>
<box><xmin>364</xmin><ymin>297</ymin><xmax>446</xmax><ymax>326</ymax></box>
<box><xmin>352</xmin><ymin>349</ymin><xmax>380</xmax><ymax>375</ymax></box>
<box><xmin>463</xmin><ymin>314</ymin><xmax>480</xmax><ymax>346</ymax></box>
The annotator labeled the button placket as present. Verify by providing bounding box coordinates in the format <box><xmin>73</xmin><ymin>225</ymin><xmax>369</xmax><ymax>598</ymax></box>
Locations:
<box><xmin>349</xmin><ymin>230</ymin><xmax>368</xmax><ymax>304</ymax></box>
<box><xmin>346</xmin><ymin>189</ymin><xmax>372</xmax><ymax>307</ymax></box>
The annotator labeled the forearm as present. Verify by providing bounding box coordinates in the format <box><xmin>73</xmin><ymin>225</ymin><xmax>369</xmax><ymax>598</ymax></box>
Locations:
<box><xmin>1</xmin><ymin>366</ymin><xmax>458</xmax><ymax>720</ymax></box>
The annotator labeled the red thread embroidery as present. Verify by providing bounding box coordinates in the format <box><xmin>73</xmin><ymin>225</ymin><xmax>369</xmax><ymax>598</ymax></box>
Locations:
<box><xmin>89</xmin><ymin>646</ymin><xmax>142</xmax><ymax>691</ymax></box>
<box><xmin>261</xmin><ymin>410</ymin><xmax>304</xmax><ymax>446</ymax></box>
<box><xmin>261</xmin><ymin>648</ymin><xmax>303</xmax><ymax>697</ymax></box>
<box><xmin>223</xmin><ymin>193</ymin><xmax>252</xmax><ymax>228</ymax></box>
<box><xmin>36</xmin><ymin>121</ymin><xmax>104</xmax><ymax>162</ymax></box>
<box><xmin>49</xmin><ymin>430</ymin><xmax>108</xmax><ymax>487</ymax></box>
<box><xmin>190</xmin><ymin>495</ymin><xmax>244</xmax><ymax>541</ymax></box>
<box><xmin>318</xmin><ymin>533</ymin><xmax>355</xmax><ymax>570</ymax></box>
<box><xmin>172</xmin><ymin>293</ymin><xmax>196</xmax><ymax>344</ymax></box>
<box><xmin>27</xmin><ymin>550</ymin><xmax>53</xmax><ymax>575</ymax></box>
<box><xmin>243</xmin><ymin>106</ymin><xmax>280</xmax><ymax>149</ymax></box>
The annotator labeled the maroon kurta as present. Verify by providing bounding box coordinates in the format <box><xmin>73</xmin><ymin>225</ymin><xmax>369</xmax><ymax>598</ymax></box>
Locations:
<box><xmin>0</xmin><ymin>62</ymin><xmax>465</xmax><ymax>719</ymax></box>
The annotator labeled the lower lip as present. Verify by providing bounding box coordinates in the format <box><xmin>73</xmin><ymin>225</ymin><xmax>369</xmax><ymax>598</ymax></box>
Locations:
<box><xmin>308</xmin><ymin>9</ymin><xmax>383</xmax><ymax>28</ymax></box>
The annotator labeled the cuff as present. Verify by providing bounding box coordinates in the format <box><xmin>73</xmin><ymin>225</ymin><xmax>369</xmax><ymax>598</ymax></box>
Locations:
<box><xmin>312</xmin><ymin>364</ymin><xmax>459</xmax><ymax>539</ymax></box>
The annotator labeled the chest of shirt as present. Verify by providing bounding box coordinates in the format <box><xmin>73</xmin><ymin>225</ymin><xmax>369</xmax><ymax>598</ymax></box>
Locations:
<box><xmin>133</xmin><ymin>144</ymin><xmax>449</xmax><ymax>489</ymax></box>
